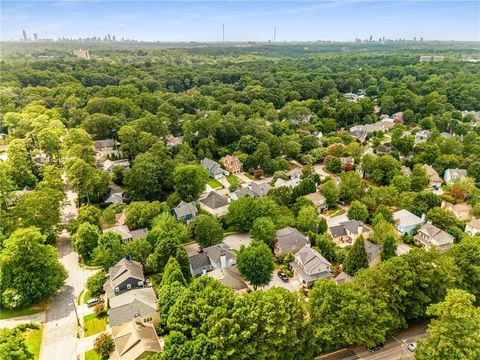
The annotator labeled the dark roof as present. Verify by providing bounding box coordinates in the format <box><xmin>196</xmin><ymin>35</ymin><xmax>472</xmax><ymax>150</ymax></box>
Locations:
<box><xmin>364</xmin><ymin>239</ymin><xmax>382</xmax><ymax>263</ymax></box>
<box><xmin>106</xmin><ymin>258</ymin><xmax>144</xmax><ymax>297</ymax></box>
<box><xmin>94</xmin><ymin>139</ymin><xmax>116</xmax><ymax>149</ymax></box>
<box><xmin>108</xmin><ymin>288</ymin><xmax>157</xmax><ymax>327</ymax></box>
<box><xmin>199</xmin><ymin>191</ymin><xmax>228</xmax><ymax>209</ymax></box>
<box><xmin>329</xmin><ymin>224</ymin><xmax>347</xmax><ymax>238</ymax></box>
<box><xmin>173</xmin><ymin>201</ymin><xmax>198</xmax><ymax>218</ymax></box>
<box><xmin>189</xmin><ymin>252</ymin><xmax>211</xmax><ymax>271</ymax></box>
<box><xmin>203</xmin><ymin>244</ymin><xmax>236</xmax><ymax>265</ymax></box>
<box><xmin>276</xmin><ymin>227</ymin><xmax>309</xmax><ymax>251</ymax></box>
<box><xmin>201</xmin><ymin>158</ymin><xmax>222</xmax><ymax>174</ymax></box>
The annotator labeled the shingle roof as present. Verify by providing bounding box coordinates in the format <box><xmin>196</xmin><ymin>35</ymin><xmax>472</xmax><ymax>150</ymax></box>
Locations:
<box><xmin>445</xmin><ymin>168</ymin><xmax>467</xmax><ymax>178</ymax></box>
<box><xmin>467</xmin><ymin>218</ymin><xmax>480</xmax><ymax>230</ymax></box>
<box><xmin>94</xmin><ymin>139</ymin><xmax>116</xmax><ymax>150</ymax></box>
<box><xmin>203</xmin><ymin>243</ymin><xmax>236</xmax><ymax>265</ymax></box>
<box><xmin>394</xmin><ymin>209</ymin><xmax>424</xmax><ymax>228</ymax></box>
<box><xmin>294</xmin><ymin>245</ymin><xmax>331</xmax><ymax>275</ymax></box>
<box><xmin>276</xmin><ymin>227</ymin><xmax>309</xmax><ymax>251</ymax></box>
<box><xmin>189</xmin><ymin>252</ymin><xmax>211</xmax><ymax>271</ymax></box>
<box><xmin>417</xmin><ymin>223</ymin><xmax>454</xmax><ymax>247</ymax></box>
<box><xmin>304</xmin><ymin>192</ymin><xmax>327</xmax><ymax>205</ymax></box>
<box><xmin>364</xmin><ymin>239</ymin><xmax>381</xmax><ymax>263</ymax></box>
<box><xmin>108</xmin><ymin>258</ymin><xmax>144</xmax><ymax>290</ymax></box>
<box><xmin>201</xmin><ymin>158</ymin><xmax>222</xmax><ymax>174</ymax></box>
<box><xmin>207</xmin><ymin>266</ymin><xmax>247</xmax><ymax>291</ymax></box>
<box><xmin>334</xmin><ymin>271</ymin><xmax>353</xmax><ymax>284</ymax></box>
<box><xmin>108</xmin><ymin>287</ymin><xmax>157</xmax><ymax>327</ymax></box>
<box><xmin>112</xmin><ymin>320</ymin><xmax>162</xmax><ymax>360</ymax></box>
<box><xmin>329</xmin><ymin>224</ymin><xmax>347</xmax><ymax>238</ymax></box>
<box><xmin>199</xmin><ymin>191</ymin><xmax>228</xmax><ymax>209</ymax></box>
<box><xmin>173</xmin><ymin>201</ymin><xmax>197</xmax><ymax>218</ymax></box>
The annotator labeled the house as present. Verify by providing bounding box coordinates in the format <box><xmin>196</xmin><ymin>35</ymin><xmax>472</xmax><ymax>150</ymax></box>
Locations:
<box><xmin>103</xmin><ymin>225</ymin><xmax>148</xmax><ymax>243</ymax></box>
<box><xmin>334</xmin><ymin>271</ymin><xmax>352</xmax><ymax>285</ymax></box>
<box><xmin>116</xmin><ymin>211</ymin><xmax>127</xmax><ymax>226</ymax></box>
<box><xmin>328</xmin><ymin>220</ymin><xmax>371</xmax><ymax>247</ymax></box>
<box><xmin>230</xmin><ymin>181</ymin><xmax>270</xmax><ymax>201</ymax></box>
<box><xmin>166</xmin><ymin>134</ymin><xmax>184</xmax><ymax>148</ymax></box>
<box><xmin>274</xmin><ymin>176</ymin><xmax>301</xmax><ymax>189</ymax></box>
<box><xmin>104</xmin><ymin>183</ymin><xmax>124</xmax><ymax>204</ymax></box>
<box><xmin>423</xmin><ymin>164</ymin><xmax>442</xmax><ymax>188</ymax></box>
<box><xmin>415</xmin><ymin>130</ymin><xmax>430</xmax><ymax>144</ymax></box>
<box><xmin>304</xmin><ymin>192</ymin><xmax>328</xmax><ymax>213</ymax></box>
<box><xmin>111</xmin><ymin>320</ymin><xmax>163</xmax><ymax>360</ymax></box>
<box><xmin>198</xmin><ymin>191</ymin><xmax>229</xmax><ymax>217</ymax></box>
<box><xmin>189</xmin><ymin>243</ymin><xmax>236</xmax><ymax>276</ymax></box>
<box><xmin>220</xmin><ymin>155</ymin><xmax>243</xmax><ymax>174</ymax></box>
<box><xmin>442</xmin><ymin>201</ymin><xmax>472</xmax><ymax>221</ymax></box>
<box><xmin>289</xmin><ymin>245</ymin><xmax>332</xmax><ymax>288</ymax></box>
<box><xmin>6</xmin><ymin>186</ymin><xmax>33</xmax><ymax>207</ymax></box>
<box><xmin>444</xmin><ymin>168</ymin><xmax>468</xmax><ymax>184</ymax></box>
<box><xmin>206</xmin><ymin>266</ymin><xmax>248</xmax><ymax>293</ymax></box>
<box><xmin>340</xmin><ymin>157</ymin><xmax>355</xmax><ymax>169</ymax></box>
<box><xmin>401</xmin><ymin>166</ymin><xmax>412</xmax><ymax>177</ymax></box>
<box><xmin>103</xmin><ymin>159</ymin><xmax>131</xmax><ymax>172</ymax></box>
<box><xmin>393</xmin><ymin>209</ymin><xmax>425</xmax><ymax>235</ymax></box>
<box><xmin>285</xmin><ymin>167</ymin><xmax>302</xmax><ymax>179</ymax></box>
<box><xmin>172</xmin><ymin>201</ymin><xmax>198</xmax><ymax>223</ymax></box>
<box><xmin>364</xmin><ymin>239</ymin><xmax>382</xmax><ymax>267</ymax></box>
<box><xmin>94</xmin><ymin>139</ymin><xmax>120</xmax><ymax>163</ymax></box>
<box><xmin>201</xmin><ymin>158</ymin><xmax>223</xmax><ymax>179</ymax></box>
<box><xmin>465</xmin><ymin>218</ymin><xmax>480</xmax><ymax>236</ymax></box>
<box><xmin>104</xmin><ymin>258</ymin><xmax>145</xmax><ymax>299</ymax></box>
<box><xmin>414</xmin><ymin>222</ymin><xmax>454</xmax><ymax>251</ymax></box>
<box><xmin>396</xmin><ymin>244</ymin><xmax>412</xmax><ymax>256</ymax></box>
<box><xmin>274</xmin><ymin>227</ymin><xmax>310</xmax><ymax>257</ymax></box>
<box><xmin>108</xmin><ymin>287</ymin><xmax>159</xmax><ymax>327</ymax></box>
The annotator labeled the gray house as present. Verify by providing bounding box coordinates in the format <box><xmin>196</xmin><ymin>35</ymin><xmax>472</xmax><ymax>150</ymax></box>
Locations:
<box><xmin>108</xmin><ymin>287</ymin><xmax>159</xmax><ymax>327</ymax></box>
<box><xmin>274</xmin><ymin>227</ymin><xmax>310</xmax><ymax>257</ymax></box>
<box><xmin>230</xmin><ymin>181</ymin><xmax>270</xmax><ymax>201</ymax></box>
<box><xmin>172</xmin><ymin>201</ymin><xmax>198</xmax><ymax>223</ymax></box>
<box><xmin>201</xmin><ymin>158</ymin><xmax>223</xmax><ymax>179</ymax></box>
<box><xmin>104</xmin><ymin>258</ymin><xmax>145</xmax><ymax>299</ymax></box>
<box><xmin>290</xmin><ymin>245</ymin><xmax>332</xmax><ymax>288</ymax></box>
<box><xmin>189</xmin><ymin>243</ymin><xmax>236</xmax><ymax>276</ymax></box>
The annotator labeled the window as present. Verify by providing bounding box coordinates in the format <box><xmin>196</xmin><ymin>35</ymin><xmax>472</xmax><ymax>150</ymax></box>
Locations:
<box><xmin>138</xmin><ymin>281</ymin><xmax>144</xmax><ymax>287</ymax></box>
<box><xmin>114</xmin><ymin>287</ymin><xmax>119</xmax><ymax>293</ymax></box>
<box><xmin>126</xmin><ymin>284</ymin><xmax>131</xmax><ymax>289</ymax></box>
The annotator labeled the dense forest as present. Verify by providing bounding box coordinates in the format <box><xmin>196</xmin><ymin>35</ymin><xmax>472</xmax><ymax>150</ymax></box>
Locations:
<box><xmin>0</xmin><ymin>42</ymin><xmax>480</xmax><ymax>360</ymax></box>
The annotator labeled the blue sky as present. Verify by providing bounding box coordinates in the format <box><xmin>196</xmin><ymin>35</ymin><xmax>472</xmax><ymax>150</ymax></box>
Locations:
<box><xmin>1</xmin><ymin>1</ymin><xmax>479</xmax><ymax>42</ymax></box>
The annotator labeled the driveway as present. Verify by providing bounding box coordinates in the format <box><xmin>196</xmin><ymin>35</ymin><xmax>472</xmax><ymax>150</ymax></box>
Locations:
<box><xmin>263</xmin><ymin>273</ymin><xmax>303</xmax><ymax>292</ymax></box>
<box><xmin>223</xmin><ymin>232</ymin><xmax>252</xmax><ymax>251</ymax></box>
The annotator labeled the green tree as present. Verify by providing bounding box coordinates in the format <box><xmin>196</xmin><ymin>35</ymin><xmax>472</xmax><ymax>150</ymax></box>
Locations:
<box><xmin>344</xmin><ymin>236</ymin><xmax>369</xmax><ymax>276</ymax></box>
<box><xmin>448</xmin><ymin>237</ymin><xmax>480</xmax><ymax>300</ymax></box>
<box><xmin>0</xmin><ymin>227</ymin><xmax>67</xmax><ymax>308</ymax></box>
<box><xmin>87</xmin><ymin>271</ymin><xmax>106</xmax><ymax>296</ymax></box>
<box><xmin>173</xmin><ymin>164</ymin><xmax>209</xmax><ymax>202</ymax></box>
<box><xmin>410</xmin><ymin>164</ymin><xmax>429</xmax><ymax>192</ymax></box>
<box><xmin>77</xmin><ymin>205</ymin><xmax>102</xmax><ymax>228</ymax></box>
<box><xmin>416</xmin><ymin>289</ymin><xmax>480</xmax><ymax>360</ymax></box>
<box><xmin>226</xmin><ymin>196</ymin><xmax>260</xmax><ymax>231</ymax></box>
<box><xmin>125</xmin><ymin>238</ymin><xmax>153</xmax><ymax>265</ymax></box>
<box><xmin>319</xmin><ymin>179</ymin><xmax>339</xmax><ymax>207</ymax></box>
<box><xmin>0</xmin><ymin>327</ymin><xmax>34</xmax><ymax>360</ymax></box>
<box><xmin>125</xmin><ymin>201</ymin><xmax>167</xmax><ymax>229</ymax></box>
<box><xmin>72</xmin><ymin>222</ymin><xmax>100</xmax><ymax>262</ymax></box>
<box><xmin>347</xmin><ymin>201</ymin><xmax>369</xmax><ymax>222</ymax></box>
<box><xmin>380</xmin><ymin>234</ymin><xmax>397</xmax><ymax>261</ymax></box>
<box><xmin>326</xmin><ymin>157</ymin><xmax>342</xmax><ymax>174</ymax></box>
<box><xmin>161</xmin><ymin>257</ymin><xmax>187</xmax><ymax>287</ymax></box>
<box><xmin>391</xmin><ymin>174</ymin><xmax>411</xmax><ymax>193</ymax></box>
<box><xmin>374</xmin><ymin>205</ymin><xmax>394</xmax><ymax>223</ymax></box>
<box><xmin>250</xmin><ymin>217</ymin><xmax>276</xmax><ymax>246</ymax></box>
<box><xmin>237</xmin><ymin>241</ymin><xmax>274</xmax><ymax>290</ymax></box>
<box><xmin>94</xmin><ymin>333</ymin><xmax>115</xmax><ymax>360</ymax></box>
<box><xmin>339</xmin><ymin>172</ymin><xmax>364</xmax><ymax>203</ymax></box>
<box><xmin>297</xmin><ymin>206</ymin><xmax>319</xmax><ymax>234</ymax></box>
<box><xmin>190</xmin><ymin>215</ymin><xmax>223</xmax><ymax>248</ymax></box>
<box><xmin>427</xmin><ymin>207</ymin><xmax>459</xmax><ymax>232</ymax></box>
<box><xmin>92</xmin><ymin>232</ymin><xmax>126</xmax><ymax>271</ymax></box>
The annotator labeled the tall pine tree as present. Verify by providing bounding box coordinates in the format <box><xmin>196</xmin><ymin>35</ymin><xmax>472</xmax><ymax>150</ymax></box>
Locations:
<box><xmin>344</xmin><ymin>236</ymin><xmax>369</xmax><ymax>276</ymax></box>
<box><xmin>381</xmin><ymin>235</ymin><xmax>397</xmax><ymax>261</ymax></box>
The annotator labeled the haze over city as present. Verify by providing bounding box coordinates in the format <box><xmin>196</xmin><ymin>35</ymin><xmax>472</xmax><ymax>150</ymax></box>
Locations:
<box><xmin>2</xmin><ymin>0</ymin><xmax>479</xmax><ymax>42</ymax></box>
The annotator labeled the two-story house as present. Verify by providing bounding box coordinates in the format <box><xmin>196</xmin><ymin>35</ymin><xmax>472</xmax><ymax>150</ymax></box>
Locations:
<box><xmin>108</xmin><ymin>287</ymin><xmax>159</xmax><ymax>327</ymax></box>
<box><xmin>414</xmin><ymin>222</ymin><xmax>454</xmax><ymax>251</ymax></box>
<box><xmin>465</xmin><ymin>218</ymin><xmax>480</xmax><ymax>236</ymax></box>
<box><xmin>171</xmin><ymin>201</ymin><xmax>198</xmax><ymax>223</ymax></box>
<box><xmin>328</xmin><ymin>220</ymin><xmax>371</xmax><ymax>247</ymax></box>
<box><xmin>189</xmin><ymin>243</ymin><xmax>236</xmax><ymax>276</ymax></box>
<box><xmin>220</xmin><ymin>155</ymin><xmax>243</xmax><ymax>174</ymax></box>
<box><xmin>104</xmin><ymin>258</ymin><xmax>145</xmax><ymax>299</ymax></box>
<box><xmin>304</xmin><ymin>192</ymin><xmax>328</xmax><ymax>213</ymax></box>
<box><xmin>444</xmin><ymin>168</ymin><xmax>468</xmax><ymax>184</ymax></box>
<box><xmin>289</xmin><ymin>245</ymin><xmax>332</xmax><ymax>288</ymax></box>
<box><xmin>393</xmin><ymin>209</ymin><xmax>425</xmax><ymax>235</ymax></box>
<box><xmin>274</xmin><ymin>227</ymin><xmax>310</xmax><ymax>257</ymax></box>
<box><xmin>201</xmin><ymin>158</ymin><xmax>223</xmax><ymax>179</ymax></box>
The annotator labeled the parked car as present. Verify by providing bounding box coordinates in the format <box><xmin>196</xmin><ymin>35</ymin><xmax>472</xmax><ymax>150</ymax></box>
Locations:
<box><xmin>367</xmin><ymin>343</ymin><xmax>384</xmax><ymax>352</ymax></box>
<box><xmin>406</xmin><ymin>342</ymin><xmax>417</xmax><ymax>352</ymax></box>
<box><xmin>87</xmin><ymin>297</ymin><xmax>103</xmax><ymax>308</ymax></box>
<box><xmin>277</xmin><ymin>271</ymin><xmax>289</xmax><ymax>282</ymax></box>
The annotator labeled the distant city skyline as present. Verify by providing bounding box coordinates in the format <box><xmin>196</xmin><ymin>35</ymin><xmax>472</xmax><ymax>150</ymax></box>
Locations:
<box><xmin>2</xmin><ymin>1</ymin><xmax>479</xmax><ymax>42</ymax></box>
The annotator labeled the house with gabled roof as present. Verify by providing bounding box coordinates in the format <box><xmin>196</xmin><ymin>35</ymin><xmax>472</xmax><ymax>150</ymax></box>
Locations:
<box><xmin>444</xmin><ymin>168</ymin><xmax>468</xmax><ymax>184</ymax></box>
<box><xmin>111</xmin><ymin>320</ymin><xmax>163</xmax><ymax>360</ymax></box>
<box><xmin>274</xmin><ymin>227</ymin><xmax>310</xmax><ymax>257</ymax></box>
<box><xmin>289</xmin><ymin>245</ymin><xmax>332</xmax><ymax>288</ymax></box>
<box><xmin>364</xmin><ymin>239</ymin><xmax>382</xmax><ymax>267</ymax></box>
<box><xmin>189</xmin><ymin>243</ymin><xmax>236</xmax><ymax>276</ymax></box>
<box><xmin>334</xmin><ymin>271</ymin><xmax>352</xmax><ymax>285</ymax></box>
<box><xmin>108</xmin><ymin>287</ymin><xmax>159</xmax><ymax>327</ymax></box>
<box><xmin>328</xmin><ymin>220</ymin><xmax>371</xmax><ymax>247</ymax></box>
<box><xmin>423</xmin><ymin>164</ymin><xmax>442</xmax><ymax>188</ymax></box>
<box><xmin>414</xmin><ymin>222</ymin><xmax>454</xmax><ymax>251</ymax></box>
<box><xmin>198</xmin><ymin>191</ymin><xmax>229</xmax><ymax>217</ymax></box>
<box><xmin>304</xmin><ymin>192</ymin><xmax>328</xmax><ymax>213</ymax></box>
<box><xmin>465</xmin><ymin>218</ymin><xmax>480</xmax><ymax>236</ymax></box>
<box><xmin>103</xmin><ymin>225</ymin><xmax>148</xmax><ymax>243</ymax></box>
<box><xmin>103</xmin><ymin>159</ymin><xmax>131</xmax><ymax>172</ymax></box>
<box><xmin>230</xmin><ymin>181</ymin><xmax>270</xmax><ymax>201</ymax></box>
<box><xmin>171</xmin><ymin>201</ymin><xmax>198</xmax><ymax>223</ymax></box>
<box><xmin>220</xmin><ymin>155</ymin><xmax>243</xmax><ymax>174</ymax></box>
<box><xmin>104</xmin><ymin>258</ymin><xmax>145</xmax><ymax>299</ymax></box>
<box><xmin>393</xmin><ymin>209</ymin><xmax>425</xmax><ymax>235</ymax></box>
<box><xmin>206</xmin><ymin>266</ymin><xmax>248</xmax><ymax>293</ymax></box>
<box><xmin>442</xmin><ymin>201</ymin><xmax>472</xmax><ymax>221</ymax></box>
<box><xmin>201</xmin><ymin>158</ymin><xmax>223</xmax><ymax>179</ymax></box>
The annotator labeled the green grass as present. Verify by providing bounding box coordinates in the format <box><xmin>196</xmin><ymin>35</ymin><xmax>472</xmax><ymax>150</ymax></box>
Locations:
<box><xmin>83</xmin><ymin>313</ymin><xmax>107</xmax><ymax>337</ymax></box>
<box><xmin>227</xmin><ymin>174</ymin><xmax>242</xmax><ymax>186</ymax></box>
<box><xmin>0</xmin><ymin>305</ymin><xmax>46</xmax><ymax>320</ymax></box>
<box><xmin>24</xmin><ymin>325</ymin><xmax>43</xmax><ymax>360</ymax></box>
<box><xmin>244</xmin><ymin>173</ymin><xmax>254</xmax><ymax>179</ymax></box>
<box><xmin>208</xmin><ymin>178</ymin><xmax>223</xmax><ymax>189</ymax></box>
<box><xmin>85</xmin><ymin>350</ymin><xmax>102</xmax><ymax>360</ymax></box>
<box><xmin>84</xmin><ymin>291</ymin><xmax>93</xmax><ymax>304</ymax></box>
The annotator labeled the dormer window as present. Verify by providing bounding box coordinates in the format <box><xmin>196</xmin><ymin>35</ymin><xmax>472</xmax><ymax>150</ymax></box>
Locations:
<box><xmin>115</xmin><ymin>287</ymin><xmax>119</xmax><ymax>293</ymax></box>
<box><xmin>127</xmin><ymin>283</ymin><xmax>131</xmax><ymax>289</ymax></box>
<box><xmin>138</xmin><ymin>281</ymin><xmax>144</xmax><ymax>287</ymax></box>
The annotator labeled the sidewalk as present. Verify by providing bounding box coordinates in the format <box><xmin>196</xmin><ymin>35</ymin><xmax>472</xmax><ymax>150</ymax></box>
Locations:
<box><xmin>0</xmin><ymin>312</ymin><xmax>46</xmax><ymax>329</ymax></box>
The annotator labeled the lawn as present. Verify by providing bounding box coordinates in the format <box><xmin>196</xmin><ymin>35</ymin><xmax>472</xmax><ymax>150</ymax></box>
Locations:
<box><xmin>227</xmin><ymin>175</ymin><xmax>242</xmax><ymax>186</ymax></box>
<box><xmin>0</xmin><ymin>305</ymin><xmax>47</xmax><ymax>320</ymax></box>
<box><xmin>83</xmin><ymin>313</ymin><xmax>107</xmax><ymax>337</ymax></box>
<box><xmin>85</xmin><ymin>350</ymin><xmax>102</xmax><ymax>360</ymax></box>
<box><xmin>24</xmin><ymin>325</ymin><xmax>43</xmax><ymax>360</ymax></box>
<box><xmin>207</xmin><ymin>178</ymin><xmax>223</xmax><ymax>189</ymax></box>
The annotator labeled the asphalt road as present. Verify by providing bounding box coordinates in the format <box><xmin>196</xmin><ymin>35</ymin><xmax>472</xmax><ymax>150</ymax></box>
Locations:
<box><xmin>39</xmin><ymin>187</ymin><xmax>96</xmax><ymax>360</ymax></box>
<box><xmin>315</xmin><ymin>323</ymin><xmax>428</xmax><ymax>360</ymax></box>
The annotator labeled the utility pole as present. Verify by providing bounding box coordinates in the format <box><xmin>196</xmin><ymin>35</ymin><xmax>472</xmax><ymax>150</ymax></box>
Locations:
<box><xmin>72</xmin><ymin>295</ymin><xmax>82</xmax><ymax>329</ymax></box>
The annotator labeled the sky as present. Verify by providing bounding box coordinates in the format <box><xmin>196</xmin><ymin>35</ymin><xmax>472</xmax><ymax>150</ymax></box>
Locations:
<box><xmin>1</xmin><ymin>0</ymin><xmax>479</xmax><ymax>42</ymax></box>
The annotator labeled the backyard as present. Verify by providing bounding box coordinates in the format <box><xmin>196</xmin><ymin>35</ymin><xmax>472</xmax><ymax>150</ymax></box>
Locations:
<box><xmin>227</xmin><ymin>174</ymin><xmax>242</xmax><ymax>187</ymax></box>
<box><xmin>207</xmin><ymin>178</ymin><xmax>223</xmax><ymax>189</ymax></box>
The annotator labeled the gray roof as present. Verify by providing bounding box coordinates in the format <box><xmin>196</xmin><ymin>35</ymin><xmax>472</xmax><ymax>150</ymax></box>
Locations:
<box><xmin>276</xmin><ymin>227</ymin><xmax>309</xmax><ymax>252</ymax></box>
<box><xmin>173</xmin><ymin>201</ymin><xmax>198</xmax><ymax>218</ymax></box>
<box><xmin>94</xmin><ymin>139</ymin><xmax>116</xmax><ymax>150</ymax></box>
<box><xmin>394</xmin><ymin>209</ymin><xmax>424</xmax><ymax>228</ymax></box>
<box><xmin>203</xmin><ymin>243</ymin><xmax>236</xmax><ymax>265</ymax></box>
<box><xmin>249</xmin><ymin>182</ymin><xmax>270</xmax><ymax>197</ymax></box>
<box><xmin>106</xmin><ymin>258</ymin><xmax>144</xmax><ymax>297</ymax></box>
<box><xmin>104</xmin><ymin>226</ymin><xmax>147</xmax><ymax>242</ymax></box>
<box><xmin>416</xmin><ymin>222</ymin><xmax>454</xmax><ymax>247</ymax></box>
<box><xmin>189</xmin><ymin>252</ymin><xmax>211</xmax><ymax>271</ymax></box>
<box><xmin>199</xmin><ymin>191</ymin><xmax>228</xmax><ymax>209</ymax></box>
<box><xmin>201</xmin><ymin>158</ymin><xmax>222</xmax><ymax>174</ymax></box>
<box><xmin>304</xmin><ymin>192</ymin><xmax>327</xmax><ymax>205</ymax></box>
<box><xmin>364</xmin><ymin>239</ymin><xmax>382</xmax><ymax>263</ymax></box>
<box><xmin>108</xmin><ymin>287</ymin><xmax>157</xmax><ymax>327</ymax></box>
<box><xmin>445</xmin><ymin>168</ymin><xmax>467</xmax><ymax>178</ymax></box>
<box><xmin>334</xmin><ymin>271</ymin><xmax>353</xmax><ymax>284</ymax></box>
<box><xmin>130</xmin><ymin>228</ymin><xmax>148</xmax><ymax>241</ymax></box>
<box><xmin>329</xmin><ymin>224</ymin><xmax>347</xmax><ymax>238</ymax></box>
<box><xmin>207</xmin><ymin>266</ymin><xmax>248</xmax><ymax>291</ymax></box>
<box><xmin>294</xmin><ymin>245</ymin><xmax>331</xmax><ymax>275</ymax></box>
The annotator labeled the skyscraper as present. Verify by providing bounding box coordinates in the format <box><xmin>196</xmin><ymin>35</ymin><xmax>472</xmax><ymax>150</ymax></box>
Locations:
<box><xmin>22</xmin><ymin>30</ymin><xmax>27</xmax><ymax>41</ymax></box>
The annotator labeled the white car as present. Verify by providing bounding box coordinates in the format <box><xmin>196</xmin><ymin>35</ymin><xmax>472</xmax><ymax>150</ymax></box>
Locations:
<box><xmin>406</xmin><ymin>342</ymin><xmax>417</xmax><ymax>352</ymax></box>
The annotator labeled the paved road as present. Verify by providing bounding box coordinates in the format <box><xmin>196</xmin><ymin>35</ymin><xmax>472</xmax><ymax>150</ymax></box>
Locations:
<box><xmin>0</xmin><ymin>312</ymin><xmax>46</xmax><ymax>329</ymax></box>
<box><xmin>315</xmin><ymin>323</ymin><xmax>428</xmax><ymax>360</ymax></box>
<box><xmin>40</xmin><ymin>186</ymin><xmax>96</xmax><ymax>360</ymax></box>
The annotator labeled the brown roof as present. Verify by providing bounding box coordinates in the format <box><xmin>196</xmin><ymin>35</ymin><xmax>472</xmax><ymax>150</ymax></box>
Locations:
<box><xmin>111</xmin><ymin>320</ymin><xmax>162</xmax><ymax>360</ymax></box>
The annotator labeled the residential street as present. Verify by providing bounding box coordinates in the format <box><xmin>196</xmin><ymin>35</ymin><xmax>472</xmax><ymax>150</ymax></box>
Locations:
<box><xmin>39</xmin><ymin>186</ymin><xmax>96</xmax><ymax>360</ymax></box>
<box><xmin>315</xmin><ymin>323</ymin><xmax>428</xmax><ymax>360</ymax></box>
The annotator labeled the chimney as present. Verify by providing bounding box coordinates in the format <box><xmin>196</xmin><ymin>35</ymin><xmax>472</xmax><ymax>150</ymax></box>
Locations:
<box><xmin>358</xmin><ymin>224</ymin><xmax>363</xmax><ymax>235</ymax></box>
<box><xmin>202</xmin><ymin>268</ymin><xmax>207</xmax><ymax>276</ymax></box>
<box><xmin>421</xmin><ymin>213</ymin><xmax>426</xmax><ymax>222</ymax></box>
<box><xmin>220</xmin><ymin>250</ymin><xmax>227</xmax><ymax>268</ymax></box>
